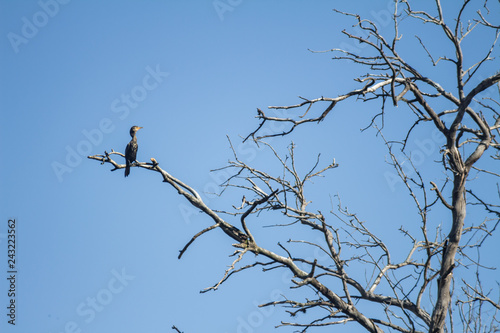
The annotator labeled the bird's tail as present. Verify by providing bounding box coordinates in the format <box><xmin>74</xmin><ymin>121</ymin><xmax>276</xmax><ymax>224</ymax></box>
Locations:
<box><xmin>125</xmin><ymin>160</ymin><xmax>130</xmax><ymax>177</ymax></box>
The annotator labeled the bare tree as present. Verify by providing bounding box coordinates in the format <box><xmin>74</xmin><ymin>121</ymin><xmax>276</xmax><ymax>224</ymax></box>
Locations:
<box><xmin>89</xmin><ymin>1</ymin><xmax>500</xmax><ymax>332</ymax></box>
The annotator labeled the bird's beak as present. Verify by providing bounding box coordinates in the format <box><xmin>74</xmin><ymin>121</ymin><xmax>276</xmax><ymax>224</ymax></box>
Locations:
<box><xmin>138</xmin><ymin>127</ymin><xmax>143</xmax><ymax>130</ymax></box>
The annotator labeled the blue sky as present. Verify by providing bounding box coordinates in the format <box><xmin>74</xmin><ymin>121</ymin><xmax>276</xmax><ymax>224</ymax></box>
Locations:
<box><xmin>1</xmin><ymin>1</ymin><xmax>499</xmax><ymax>332</ymax></box>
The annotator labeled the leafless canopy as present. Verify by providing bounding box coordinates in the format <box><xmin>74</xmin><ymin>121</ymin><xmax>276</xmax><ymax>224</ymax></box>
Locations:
<box><xmin>90</xmin><ymin>1</ymin><xmax>500</xmax><ymax>332</ymax></box>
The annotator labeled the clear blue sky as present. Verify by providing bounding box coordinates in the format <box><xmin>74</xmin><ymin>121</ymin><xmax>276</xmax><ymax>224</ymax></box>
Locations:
<box><xmin>1</xmin><ymin>1</ymin><xmax>499</xmax><ymax>332</ymax></box>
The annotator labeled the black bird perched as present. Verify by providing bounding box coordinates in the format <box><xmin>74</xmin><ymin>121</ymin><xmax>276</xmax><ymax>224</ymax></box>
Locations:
<box><xmin>124</xmin><ymin>126</ymin><xmax>143</xmax><ymax>177</ymax></box>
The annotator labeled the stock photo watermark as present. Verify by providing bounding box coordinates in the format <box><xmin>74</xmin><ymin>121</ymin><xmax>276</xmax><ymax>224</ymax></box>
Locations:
<box><xmin>7</xmin><ymin>0</ymin><xmax>71</xmax><ymax>54</ymax></box>
<box><xmin>51</xmin><ymin>64</ymin><xmax>169</xmax><ymax>182</ymax></box>
<box><xmin>178</xmin><ymin>110</ymin><xmax>290</xmax><ymax>224</ymax></box>
<box><xmin>224</xmin><ymin>236</ymin><xmax>331</xmax><ymax>332</ymax></box>
<box><xmin>384</xmin><ymin>76</ymin><xmax>499</xmax><ymax>192</ymax></box>
<box><xmin>213</xmin><ymin>0</ymin><xmax>243</xmax><ymax>21</ymax></box>
<box><xmin>5</xmin><ymin>219</ymin><xmax>17</xmax><ymax>326</ymax></box>
<box><xmin>51</xmin><ymin>267</ymin><xmax>135</xmax><ymax>333</ymax></box>
<box><xmin>227</xmin><ymin>289</ymin><xmax>282</xmax><ymax>333</ymax></box>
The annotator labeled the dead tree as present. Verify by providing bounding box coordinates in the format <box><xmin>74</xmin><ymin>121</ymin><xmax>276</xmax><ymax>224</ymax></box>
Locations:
<box><xmin>90</xmin><ymin>1</ymin><xmax>500</xmax><ymax>332</ymax></box>
<box><xmin>245</xmin><ymin>2</ymin><xmax>500</xmax><ymax>331</ymax></box>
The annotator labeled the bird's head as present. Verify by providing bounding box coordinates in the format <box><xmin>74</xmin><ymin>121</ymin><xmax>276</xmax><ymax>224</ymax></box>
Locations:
<box><xmin>129</xmin><ymin>126</ymin><xmax>143</xmax><ymax>137</ymax></box>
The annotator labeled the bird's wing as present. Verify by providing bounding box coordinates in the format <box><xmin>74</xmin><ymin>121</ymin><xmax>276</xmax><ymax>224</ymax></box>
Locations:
<box><xmin>125</xmin><ymin>141</ymin><xmax>132</xmax><ymax>159</ymax></box>
<box><xmin>125</xmin><ymin>141</ymin><xmax>138</xmax><ymax>162</ymax></box>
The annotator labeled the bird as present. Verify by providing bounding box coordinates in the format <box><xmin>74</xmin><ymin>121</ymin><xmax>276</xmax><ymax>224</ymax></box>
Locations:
<box><xmin>124</xmin><ymin>126</ymin><xmax>143</xmax><ymax>177</ymax></box>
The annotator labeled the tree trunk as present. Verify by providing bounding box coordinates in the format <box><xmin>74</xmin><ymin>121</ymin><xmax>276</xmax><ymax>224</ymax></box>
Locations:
<box><xmin>429</xmin><ymin>171</ymin><xmax>467</xmax><ymax>333</ymax></box>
